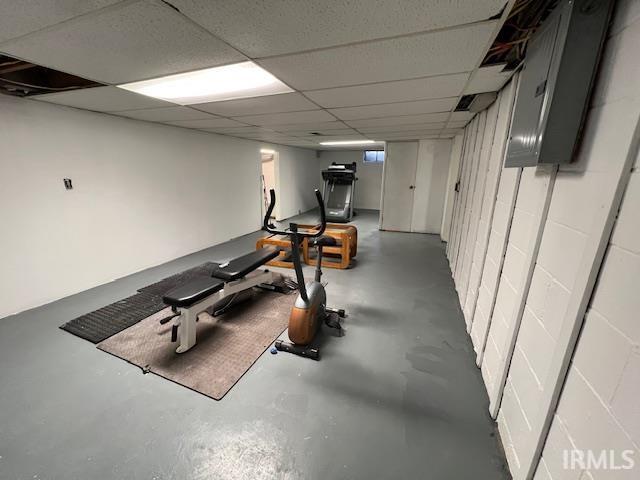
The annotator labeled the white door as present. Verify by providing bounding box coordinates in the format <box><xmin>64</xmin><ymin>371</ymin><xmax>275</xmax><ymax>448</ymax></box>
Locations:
<box><xmin>411</xmin><ymin>140</ymin><xmax>452</xmax><ymax>233</ymax></box>
<box><xmin>381</xmin><ymin>141</ymin><xmax>418</xmax><ymax>231</ymax></box>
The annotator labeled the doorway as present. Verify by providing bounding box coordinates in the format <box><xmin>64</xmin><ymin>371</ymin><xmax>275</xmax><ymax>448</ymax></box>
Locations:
<box><xmin>260</xmin><ymin>149</ymin><xmax>278</xmax><ymax>222</ymax></box>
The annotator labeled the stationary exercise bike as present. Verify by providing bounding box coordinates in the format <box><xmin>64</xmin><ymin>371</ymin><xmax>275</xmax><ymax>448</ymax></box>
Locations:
<box><xmin>263</xmin><ymin>188</ymin><xmax>344</xmax><ymax>359</ymax></box>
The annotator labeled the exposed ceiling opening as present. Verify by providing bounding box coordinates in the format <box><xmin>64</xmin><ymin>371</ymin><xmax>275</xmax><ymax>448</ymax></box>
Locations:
<box><xmin>0</xmin><ymin>54</ymin><xmax>102</xmax><ymax>97</ymax></box>
<box><xmin>481</xmin><ymin>0</ymin><xmax>558</xmax><ymax>70</ymax></box>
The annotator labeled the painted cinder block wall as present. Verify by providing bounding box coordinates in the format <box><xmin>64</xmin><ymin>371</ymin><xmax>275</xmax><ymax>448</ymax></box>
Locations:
<box><xmin>444</xmin><ymin>0</ymin><xmax>640</xmax><ymax>478</ymax></box>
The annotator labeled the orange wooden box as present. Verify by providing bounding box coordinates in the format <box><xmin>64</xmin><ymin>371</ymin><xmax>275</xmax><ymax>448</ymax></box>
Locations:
<box><xmin>301</xmin><ymin>223</ymin><xmax>358</xmax><ymax>270</ymax></box>
<box><xmin>256</xmin><ymin>233</ymin><xmax>308</xmax><ymax>269</ymax></box>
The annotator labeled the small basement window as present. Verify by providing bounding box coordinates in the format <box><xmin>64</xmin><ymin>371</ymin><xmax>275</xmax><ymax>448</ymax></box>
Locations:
<box><xmin>363</xmin><ymin>150</ymin><xmax>385</xmax><ymax>164</ymax></box>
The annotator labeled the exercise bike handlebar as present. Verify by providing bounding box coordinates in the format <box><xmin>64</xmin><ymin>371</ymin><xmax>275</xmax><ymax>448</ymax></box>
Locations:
<box><xmin>263</xmin><ymin>188</ymin><xmax>327</xmax><ymax>237</ymax></box>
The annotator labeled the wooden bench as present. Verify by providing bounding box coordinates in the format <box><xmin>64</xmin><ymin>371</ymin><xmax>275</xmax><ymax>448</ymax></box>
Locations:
<box><xmin>302</xmin><ymin>223</ymin><xmax>357</xmax><ymax>269</ymax></box>
<box><xmin>256</xmin><ymin>233</ymin><xmax>308</xmax><ymax>269</ymax></box>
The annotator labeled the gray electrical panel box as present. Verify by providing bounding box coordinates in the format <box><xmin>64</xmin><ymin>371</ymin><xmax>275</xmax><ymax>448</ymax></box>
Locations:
<box><xmin>504</xmin><ymin>0</ymin><xmax>614</xmax><ymax>168</ymax></box>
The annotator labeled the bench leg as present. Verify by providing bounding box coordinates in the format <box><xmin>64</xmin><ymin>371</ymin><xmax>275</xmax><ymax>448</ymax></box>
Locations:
<box><xmin>176</xmin><ymin>308</ymin><xmax>197</xmax><ymax>354</ymax></box>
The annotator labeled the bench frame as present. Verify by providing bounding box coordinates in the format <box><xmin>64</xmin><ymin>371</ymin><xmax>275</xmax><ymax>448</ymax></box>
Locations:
<box><xmin>173</xmin><ymin>269</ymin><xmax>276</xmax><ymax>353</ymax></box>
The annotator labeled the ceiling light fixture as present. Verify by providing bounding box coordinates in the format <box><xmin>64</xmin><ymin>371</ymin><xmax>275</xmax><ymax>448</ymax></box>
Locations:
<box><xmin>118</xmin><ymin>61</ymin><xmax>293</xmax><ymax>105</ymax></box>
<box><xmin>260</xmin><ymin>148</ymin><xmax>276</xmax><ymax>154</ymax></box>
<box><xmin>319</xmin><ymin>140</ymin><xmax>380</xmax><ymax>146</ymax></box>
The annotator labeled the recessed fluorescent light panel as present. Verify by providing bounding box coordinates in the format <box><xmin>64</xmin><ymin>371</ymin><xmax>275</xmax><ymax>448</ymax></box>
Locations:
<box><xmin>319</xmin><ymin>140</ymin><xmax>380</xmax><ymax>146</ymax></box>
<box><xmin>118</xmin><ymin>62</ymin><xmax>293</xmax><ymax>105</ymax></box>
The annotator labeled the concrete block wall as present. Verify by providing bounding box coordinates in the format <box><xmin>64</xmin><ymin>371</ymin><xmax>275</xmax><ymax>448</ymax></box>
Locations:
<box><xmin>444</xmin><ymin>1</ymin><xmax>640</xmax><ymax>477</ymax></box>
<box><xmin>463</xmin><ymin>80</ymin><xmax>518</xmax><ymax>330</ymax></box>
<box><xmin>457</xmin><ymin>106</ymin><xmax>498</xmax><ymax>314</ymax></box>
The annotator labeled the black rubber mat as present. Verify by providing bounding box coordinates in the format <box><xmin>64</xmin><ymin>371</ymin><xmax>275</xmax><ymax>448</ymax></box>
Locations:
<box><xmin>60</xmin><ymin>291</ymin><xmax>167</xmax><ymax>344</ymax></box>
<box><xmin>137</xmin><ymin>262</ymin><xmax>219</xmax><ymax>297</ymax></box>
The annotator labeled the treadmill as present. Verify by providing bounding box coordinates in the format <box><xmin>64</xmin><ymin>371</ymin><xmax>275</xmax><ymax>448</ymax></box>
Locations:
<box><xmin>321</xmin><ymin>162</ymin><xmax>357</xmax><ymax>223</ymax></box>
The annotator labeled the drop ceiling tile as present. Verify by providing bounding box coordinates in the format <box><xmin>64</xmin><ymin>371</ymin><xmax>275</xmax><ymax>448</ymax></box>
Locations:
<box><xmin>258</xmin><ymin>22</ymin><xmax>497</xmax><ymax>90</ymax></box>
<box><xmin>294</xmin><ymin>135</ymin><xmax>367</xmax><ymax>142</ymax></box>
<box><xmin>241</xmin><ymin>133</ymin><xmax>300</xmax><ymax>142</ymax></box>
<box><xmin>2</xmin><ymin>0</ymin><xmax>245</xmax><ymax>84</ymax></box>
<box><xmin>447</xmin><ymin>120</ymin><xmax>470</xmax><ymax>128</ymax></box>
<box><xmin>0</xmin><ymin>0</ymin><xmax>121</xmax><ymax>43</ymax></box>
<box><xmin>358</xmin><ymin>123</ymin><xmax>446</xmax><ymax>134</ymax></box>
<box><xmin>31</xmin><ymin>86</ymin><xmax>171</xmax><ymax>112</ymax></box>
<box><xmin>281</xmin><ymin>128</ymin><xmax>360</xmax><ymax>136</ymax></box>
<box><xmin>268</xmin><ymin>121</ymin><xmax>348</xmax><ymax>132</ymax></box>
<box><xmin>203</xmin><ymin>126</ymin><xmax>278</xmax><ymax>135</ymax></box>
<box><xmin>377</xmin><ymin>129</ymin><xmax>443</xmax><ymax>136</ymax></box>
<box><xmin>116</xmin><ymin>106</ymin><xmax>212</xmax><ymax>122</ymax></box>
<box><xmin>166</xmin><ymin>117</ymin><xmax>248</xmax><ymax>129</ymax></box>
<box><xmin>329</xmin><ymin>97</ymin><xmax>456</xmax><ymax>120</ymax></box>
<box><xmin>192</xmin><ymin>92</ymin><xmax>318</xmax><ymax>117</ymax></box>
<box><xmin>464</xmin><ymin>64</ymin><xmax>515</xmax><ymax>94</ymax></box>
<box><xmin>304</xmin><ymin>73</ymin><xmax>469</xmax><ymax>108</ymax></box>
<box><xmin>359</xmin><ymin>129</ymin><xmax>443</xmax><ymax>139</ymax></box>
<box><xmin>233</xmin><ymin>110</ymin><xmax>335</xmax><ymax>126</ymax></box>
<box><xmin>449</xmin><ymin>111</ymin><xmax>476</xmax><ymax>122</ymax></box>
<box><xmin>173</xmin><ymin>0</ymin><xmax>504</xmax><ymax>57</ymax></box>
<box><xmin>381</xmin><ymin>133</ymin><xmax>441</xmax><ymax>140</ymax></box>
<box><xmin>346</xmin><ymin>112</ymin><xmax>450</xmax><ymax>128</ymax></box>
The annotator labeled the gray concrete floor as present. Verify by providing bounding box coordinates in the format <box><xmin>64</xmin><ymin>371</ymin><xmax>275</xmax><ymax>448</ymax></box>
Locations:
<box><xmin>0</xmin><ymin>210</ymin><xmax>510</xmax><ymax>480</ymax></box>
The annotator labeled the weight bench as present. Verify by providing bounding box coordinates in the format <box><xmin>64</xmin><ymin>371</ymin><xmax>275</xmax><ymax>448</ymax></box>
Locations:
<box><xmin>162</xmin><ymin>247</ymin><xmax>282</xmax><ymax>353</ymax></box>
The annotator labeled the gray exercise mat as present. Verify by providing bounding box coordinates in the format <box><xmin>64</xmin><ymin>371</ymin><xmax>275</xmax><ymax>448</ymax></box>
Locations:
<box><xmin>97</xmin><ymin>289</ymin><xmax>296</xmax><ymax>400</ymax></box>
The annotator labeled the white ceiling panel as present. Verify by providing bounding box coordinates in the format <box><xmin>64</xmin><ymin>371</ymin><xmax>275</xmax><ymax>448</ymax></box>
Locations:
<box><xmin>346</xmin><ymin>112</ymin><xmax>450</xmax><ymax>128</ymax></box>
<box><xmin>268</xmin><ymin>121</ymin><xmax>349</xmax><ymax>132</ymax></box>
<box><xmin>449</xmin><ymin>111</ymin><xmax>476</xmax><ymax>122</ymax></box>
<box><xmin>303</xmin><ymin>73</ymin><xmax>469</xmax><ymax>108</ymax></box>
<box><xmin>234</xmin><ymin>110</ymin><xmax>335</xmax><ymax>126</ymax></box>
<box><xmin>447</xmin><ymin>120</ymin><xmax>470</xmax><ymax>128</ymax></box>
<box><xmin>329</xmin><ymin>98</ymin><xmax>457</xmax><ymax>121</ymax></box>
<box><xmin>166</xmin><ymin>117</ymin><xmax>248</xmax><ymax>129</ymax></box>
<box><xmin>293</xmin><ymin>135</ymin><xmax>368</xmax><ymax>142</ymax></box>
<box><xmin>31</xmin><ymin>86</ymin><xmax>171</xmax><ymax>112</ymax></box>
<box><xmin>358</xmin><ymin>123</ymin><xmax>446</xmax><ymax>134</ymax></box>
<box><xmin>193</xmin><ymin>93</ymin><xmax>318</xmax><ymax>117</ymax></box>
<box><xmin>359</xmin><ymin>130</ymin><xmax>444</xmax><ymax>139</ymax></box>
<box><xmin>464</xmin><ymin>64</ymin><xmax>514</xmax><ymax>94</ymax></box>
<box><xmin>380</xmin><ymin>133</ymin><xmax>441</xmax><ymax>140</ymax></box>
<box><xmin>440</xmin><ymin>128</ymin><xmax>464</xmax><ymax>135</ymax></box>
<box><xmin>241</xmin><ymin>133</ymin><xmax>302</xmax><ymax>142</ymax></box>
<box><xmin>173</xmin><ymin>0</ymin><xmax>505</xmax><ymax>57</ymax></box>
<box><xmin>258</xmin><ymin>22</ymin><xmax>497</xmax><ymax>90</ymax></box>
<box><xmin>116</xmin><ymin>106</ymin><xmax>212</xmax><ymax>122</ymax></box>
<box><xmin>203</xmin><ymin>126</ymin><xmax>278</xmax><ymax>135</ymax></box>
<box><xmin>280</xmin><ymin>128</ymin><xmax>360</xmax><ymax>137</ymax></box>
<box><xmin>0</xmin><ymin>0</ymin><xmax>121</xmax><ymax>44</ymax></box>
<box><xmin>2</xmin><ymin>0</ymin><xmax>246</xmax><ymax>84</ymax></box>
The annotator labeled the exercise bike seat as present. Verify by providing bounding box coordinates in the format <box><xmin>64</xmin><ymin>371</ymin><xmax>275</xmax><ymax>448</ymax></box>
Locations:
<box><xmin>311</xmin><ymin>235</ymin><xmax>337</xmax><ymax>247</ymax></box>
<box><xmin>163</xmin><ymin>276</ymin><xmax>225</xmax><ymax>308</ymax></box>
<box><xmin>212</xmin><ymin>247</ymin><xmax>279</xmax><ymax>282</ymax></box>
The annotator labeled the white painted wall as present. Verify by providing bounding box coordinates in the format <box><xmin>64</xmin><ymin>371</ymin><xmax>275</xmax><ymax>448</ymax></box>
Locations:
<box><xmin>445</xmin><ymin>1</ymin><xmax>640</xmax><ymax>477</ymax></box>
<box><xmin>0</xmin><ymin>95</ymin><xmax>318</xmax><ymax>318</ymax></box>
<box><xmin>318</xmin><ymin>150</ymin><xmax>383</xmax><ymax>210</ymax></box>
